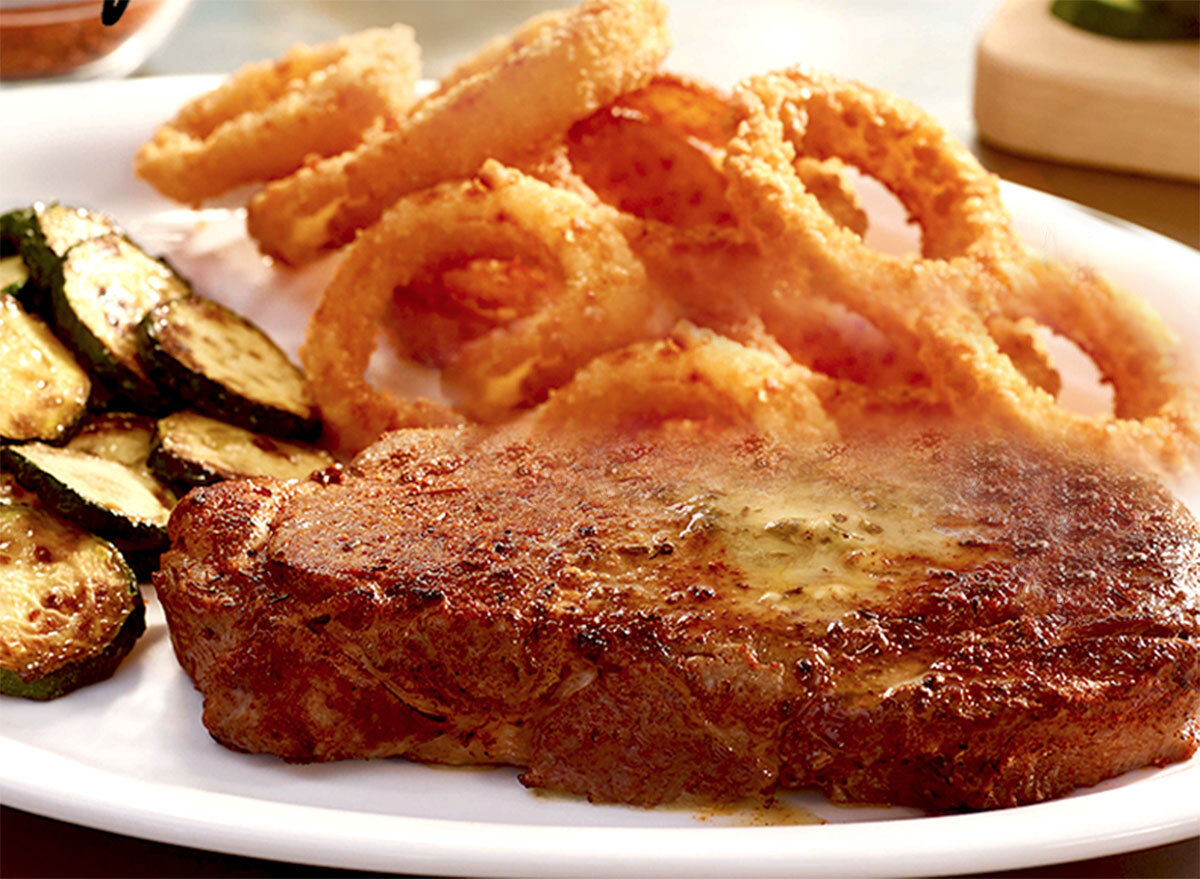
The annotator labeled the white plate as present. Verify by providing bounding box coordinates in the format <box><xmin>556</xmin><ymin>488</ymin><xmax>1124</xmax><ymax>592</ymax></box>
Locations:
<box><xmin>1</xmin><ymin>76</ymin><xmax>1198</xmax><ymax>879</ymax></box>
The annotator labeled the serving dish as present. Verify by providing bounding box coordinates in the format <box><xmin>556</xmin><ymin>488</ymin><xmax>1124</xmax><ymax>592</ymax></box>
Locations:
<box><xmin>1</xmin><ymin>75</ymin><xmax>1198</xmax><ymax>879</ymax></box>
<box><xmin>0</xmin><ymin>0</ymin><xmax>195</xmax><ymax>83</ymax></box>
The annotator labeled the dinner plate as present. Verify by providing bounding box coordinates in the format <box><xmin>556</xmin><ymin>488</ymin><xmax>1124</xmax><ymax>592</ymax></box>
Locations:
<box><xmin>1</xmin><ymin>76</ymin><xmax>1198</xmax><ymax>879</ymax></box>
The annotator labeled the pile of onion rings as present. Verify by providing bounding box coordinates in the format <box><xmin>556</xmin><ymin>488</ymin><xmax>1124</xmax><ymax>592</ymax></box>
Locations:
<box><xmin>136</xmin><ymin>1</ymin><xmax>1199</xmax><ymax>468</ymax></box>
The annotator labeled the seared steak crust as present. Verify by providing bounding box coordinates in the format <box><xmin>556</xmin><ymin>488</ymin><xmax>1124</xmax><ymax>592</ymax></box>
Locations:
<box><xmin>155</xmin><ymin>425</ymin><xmax>1200</xmax><ymax>809</ymax></box>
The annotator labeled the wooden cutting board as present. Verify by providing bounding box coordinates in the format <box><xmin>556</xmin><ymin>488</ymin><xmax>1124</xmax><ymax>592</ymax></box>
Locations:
<box><xmin>974</xmin><ymin>0</ymin><xmax>1199</xmax><ymax>181</ymax></box>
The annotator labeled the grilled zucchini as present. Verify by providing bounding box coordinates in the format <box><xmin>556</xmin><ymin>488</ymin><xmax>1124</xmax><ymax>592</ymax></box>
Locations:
<box><xmin>149</xmin><ymin>411</ymin><xmax>334</xmax><ymax>491</ymax></box>
<box><xmin>0</xmin><ymin>255</ymin><xmax>29</xmax><ymax>296</ymax></box>
<box><xmin>66</xmin><ymin>412</ymin><xmax>157</xmax><ymax>469</ymax></box>
<box><xmin>137</xmin><ymin>296</ymin><xmax>320</xmax><ymax>440</ymax></box>
<box><xmin>51</xmin><ymin>234</ymin><xmax>190</xmax><ymax>409</ymax></box>
<box><xmin>2</xmin><ymin>203</ymin><xmax>121</xmax><ymax>314</ymax></box>
<box><xmin>0</xmin><ymin>292</ymin><xmax>91</xmax><ymax>442</ymax></box>
<box><xmin>1</xmin><ymin>443</ymin><xmax>175</xmax><ymax>553</ymax></box>
<box><xmin>0</xmin><ymin>504</ymin><xmax>144</xmax><ymax>700</ymax></box>
<box><xmin>63</xmin><ymin>415</ymin><xmax>174</xmax><ymax>579</ymax></box>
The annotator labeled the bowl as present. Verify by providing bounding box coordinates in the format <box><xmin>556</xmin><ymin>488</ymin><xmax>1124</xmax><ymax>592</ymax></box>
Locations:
<box><xmin>0</xmin><ymin>0</ymin><xmax>194</xmax><ymax>83</ymax></box>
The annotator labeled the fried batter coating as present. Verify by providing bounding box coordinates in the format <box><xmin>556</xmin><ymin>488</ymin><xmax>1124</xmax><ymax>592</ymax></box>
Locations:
<box><xmin>534</xmin><ymin>322</ymin><xmax>836</xmax><ymax>441</ymax></box>
<box><xmin>135</xmin><ymin>26</ymin><xmax>421</xmax><ymax>204</ymax></box>
<box><xmin>302</xmin><ymin>162</ymin><xmax>667</xmax><ymax>453</ymax></box>
<box><xmin>726</xmin><ymin>67</ymin><xmax>1199</xmax><ymax>466</ymax></box>
<box><xmin>247</xmin><ymin>0</ymin><xmax>671</xmax><ymax>265</ymax></box>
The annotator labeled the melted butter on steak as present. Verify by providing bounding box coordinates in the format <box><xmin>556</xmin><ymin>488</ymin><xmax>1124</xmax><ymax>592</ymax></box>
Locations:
<box><xmin>671</xmin><ymin>477</ymin><xmax>994</xmax><ymax>620</ymax></box>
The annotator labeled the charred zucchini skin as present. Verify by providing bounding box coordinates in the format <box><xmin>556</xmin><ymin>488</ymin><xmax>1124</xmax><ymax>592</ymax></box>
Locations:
<box><xmin>148</xmin><ymin>411</ymin><xmax>333</xmax><ymax>493</ymax></box>
<box><xmin>51</xmin><ymin>234</ymin><xmax>190</xmax><ymax>411</ymax></box>
<box><xmin>0</xmin><ymin>504</ymin><xmax>145</xmax><ymax>701</ymax></box>
<box><xmin>2</xmin><ymin>204</ymin><xmax>121</xmax><ymax>316</ymax></box>
<box><xmin>0</xmin><ymin>444</ymin><xmax>172</xmax><ymax>553</ymax></box>
<box><xmin>0</xmin><ymin>598</ymin><xmax>145</xmax><ymax>700</ymax></box>
<box><xmin>0</xmin><ymin>218</ymin><xmax>16</xmax><ymax>256</ymax></box>
<box><xmin>0</xmin><ymin>208</ymin><xmax>36</xmax><ymax>308</ymax></box>
<box><xmin>64</xmin><ymin>414</ymin><xmax>176</xmax><ymax>572</ymax></box>
<box><xmin>136</xmin><ymin>296</ymin><xmax>321</xmax><ymax>441</ymax></box>
<box><xmin>147</xmin><ymin>440</ymin><xmax>222</xmax><ymax>492</ymax></box>
<box><xmin>0</xmin><ymin>292</ymin><xmax>91</xmax><ymax>442</ymax></box>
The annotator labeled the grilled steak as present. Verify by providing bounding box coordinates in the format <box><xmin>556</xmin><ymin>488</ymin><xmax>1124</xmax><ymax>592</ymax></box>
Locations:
<box><xmin>155</xmin><ymin>423</ymin><xmax>1200</xmax><ymax>809</ymax></box>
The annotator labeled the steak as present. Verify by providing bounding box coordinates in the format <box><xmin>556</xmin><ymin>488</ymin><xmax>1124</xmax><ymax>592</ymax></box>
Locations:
<box><xmin>155</xmin><ymin>423</ymin><xmax>1200</xmax><ymax>809</ymax></box>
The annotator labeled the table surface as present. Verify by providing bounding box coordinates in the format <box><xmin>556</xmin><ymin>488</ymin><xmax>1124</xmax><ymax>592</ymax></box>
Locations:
<box><xmin>2</xmin><ymin>2</ymin><xmax>1198</xmax><ymax>877</ymax></box>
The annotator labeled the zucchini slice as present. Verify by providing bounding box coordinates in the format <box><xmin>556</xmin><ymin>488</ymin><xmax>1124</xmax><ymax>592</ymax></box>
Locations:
<box><xmin>0</xmin><ymin>504</ymin><xmax>145</xmax><ymax>700</ymax></box>
<box><xmin>0</xmin><ymin>292</ymin><xmax>91</xmax><ymax>442</ymax></box>
<box><xmin>66</xmin><ymin>412</ymin><xmax>157</xmax><ymax>469</ymax></box>
<box><xmin>63</xmin><ymin>416</ymin><xmax>176</xmax><ymax>565</ymax></box>
<box><xmin>149</xmin><ymin>411</ymin><xmax>334</xmax><ymax>490</ymax></box>
<box><xmin>0</xmin><ymin>254</ymin><xmax>29</xmax><ymax>296</ymax></box>
<box><xmin>1</xmin><ymin>443</ymin><xmax>175</xmax><ymax>553</ymax></box>
<box><xmin>51</xmin><ymin>234</ymin><xmax>190</xmax><ymax>409</ymax></box>
<box><xmin>2</xmin><ymin>204</ymin><xmax>122</xmax><ymax>314</ymax></box>
<box><xmin>136</xmin><ymin>295</ymin><xmax>320</xmax><ymax>440</ymax></box>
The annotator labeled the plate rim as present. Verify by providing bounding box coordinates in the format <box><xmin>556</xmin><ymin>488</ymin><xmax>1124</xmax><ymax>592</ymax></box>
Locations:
<box><xmin>3</xmin><ymin>738</ymin><xmax>1197</xmax><ymax>879</ymax></box>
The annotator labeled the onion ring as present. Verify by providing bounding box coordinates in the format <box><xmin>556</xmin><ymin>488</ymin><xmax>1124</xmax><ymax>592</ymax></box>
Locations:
<box><xmin>509</xmin><ymin>142</ymin><xmax>600</xmax><ymax>202</ymax></box>
<box><xmin>384</xmin><ymin>257</ymin><xmax>557</xmax><ymax>370</ymax></box>
<box><xmin>134</xmin><ymin>26</ymin><xmax>420</xmax><ymax>205</ymax></box>
<box><xmin>726</xmin><ymin>67</ymin><xmax>1199</xmax><ymax>465</ymax></box>
<box><xmin>715</xmin><ymin>315</ymin><xmax>948</xmax><ymax>427</ymax></box>
<box><xmin>302</xmin><ymin>161</ymin><xmax>666</xmax><ymax>453</ymax></box>
<box><xmin>567</xmin><ymin>75</ymin><xmax>894</xmax><ymax>386</ymax></box>
<box><xmin>532</xmin><ymin>322</ymin><xmax>836</xmax><ymax>442</ymax></box>
<box><xmin>566</xmin><ymin>74</ymin><xmax>738</xmax><ymax>228</ymax></box>
<box><xmin>248</xmin><ymin>0</ymin><xmax>671</xmax><ymax>266</ymax></box>
<box><xmin>432</xmin><ymin>9</ymin><xmax>564</xmax><ymax>97</ymax></box>
<box><xmin>793</xmin><ymin>158</ymin><xmax>867</xmax><ymax>240</ymax></box>
<box><xmin>568</xmin><ymin>74</ymin><xmax>867</xmax><ymax>235</ymax></box>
